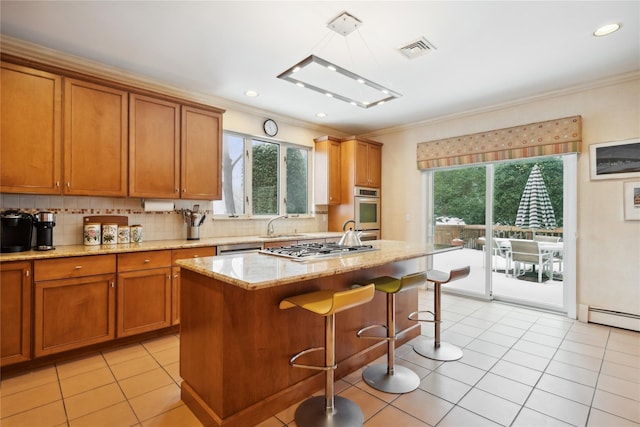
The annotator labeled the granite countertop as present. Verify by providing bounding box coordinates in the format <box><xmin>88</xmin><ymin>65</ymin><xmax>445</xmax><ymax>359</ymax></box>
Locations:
<box><xmin>0</xmin><ymin>232</ymin><xmax>343</xmax><ymax>262</ymax></box>
<box><xmin>176</xmin><ymin>240</ymin><xmax>461</xmax><ymax>290</ymax></box>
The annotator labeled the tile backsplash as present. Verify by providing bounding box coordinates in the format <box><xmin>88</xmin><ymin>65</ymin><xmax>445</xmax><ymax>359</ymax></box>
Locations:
<box><xmin>1</xmin><ymin>194</ymin><xmax>328</xmax><ymax>246</ymax></box>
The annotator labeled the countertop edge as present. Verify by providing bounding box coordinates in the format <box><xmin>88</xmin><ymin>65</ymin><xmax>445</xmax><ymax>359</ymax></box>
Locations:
<box><xmin>0</xmin><ymin>232</ymin><xmax>344</xmax><ymax>262</ymax></box>
<box><xmin>176</xmin><ymin>242</ymin><xmax>461</xmax><ymax>290</ymax></box>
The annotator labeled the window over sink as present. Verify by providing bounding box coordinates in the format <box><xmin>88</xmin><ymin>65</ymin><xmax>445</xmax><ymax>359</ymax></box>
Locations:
<box><xmin>213</xmin><ymin>131</ymin><xmax>310</xmax><ymax>218</ymax></box>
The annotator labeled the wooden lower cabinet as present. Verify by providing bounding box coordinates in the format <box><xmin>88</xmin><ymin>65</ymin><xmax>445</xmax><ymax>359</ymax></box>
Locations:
<box><xmin>171</xmin><ymin>266</ymin><xmax>181</xmax><ymax>325</ymax></box>
<box><xmin>1</xmin><ymin>261</ymin><xmax>32</xmax><ymax>366</ymax></box>
<box><xmin>171</xmin><ymin>246</ymin><xmax>216</xmax><ymax>325</ymax></box>
<box><xmin>117</xmin><ymin>267</ymin><xmax>172</xmax><ymax>337</ymax></box>
<box><xmin>34</xmin><ymin>255</ymin><xmax>117</xmax><ymax>357</ymax></box>
<box><xmin>117</xmin><ymin>251</ymin><xmax>172</xmax><ymax>337</ymax></box>
<box><xmin>34</xmin><ymin>273</ymin><xmax>116</xmax><ymax>357</ymax></box>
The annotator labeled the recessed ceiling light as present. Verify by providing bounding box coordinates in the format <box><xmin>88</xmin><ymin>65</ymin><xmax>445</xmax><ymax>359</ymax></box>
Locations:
<box><xmin>245</xmin><ymin>90</ymin><xmax>259</xmax><ymax>97</ymax></box>
<box><xmin>593</xmin><ymin>23</ymin><xmax>621</xmax><ymax>37</ymax></box>
<box><xmin>316</xmin><ymin>112</ymin><xmax>327</xmax><ymax>118</ymax></box>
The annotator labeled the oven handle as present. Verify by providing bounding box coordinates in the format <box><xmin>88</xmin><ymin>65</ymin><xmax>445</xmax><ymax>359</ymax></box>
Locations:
<box><xmin>358</xmin><ymin>230</ymin><xmax>380</xmax><ymax>241</ymax></box>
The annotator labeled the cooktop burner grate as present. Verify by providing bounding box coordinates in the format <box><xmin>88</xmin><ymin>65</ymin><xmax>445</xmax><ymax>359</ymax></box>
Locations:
<box><xmin>259</xmin><ymin>242</ymin><xmax>376</xmax><ymax>261</ymax></box>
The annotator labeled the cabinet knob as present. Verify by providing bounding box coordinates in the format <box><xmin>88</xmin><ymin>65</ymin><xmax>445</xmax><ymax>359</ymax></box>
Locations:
<box><xmin>75</xmin><ymin>265</ymin><xmax>83</xmax><ymax>270</ymax></box>
<box><xmin>144</xmin><ymin>259</ymin><xmax>151</xmax><ymax>263</ymax></box>
<box><xmin>26</xmin><ymin>270</ymin><xmax>30</xmax><ymax>277</ymax></box>
<box><xmin>111</xmin><ymin>281</ymin><xmax>115</xmax><ymax>288</ymax></box>
<box><xmin>67</xmin><ymin>182</ymin><xmax>71</xmax><ymax>188</ymax></box>
<box><xmin>193</xmin><ymin>255</ymin><xmax>199</xmax><ymax>258</ymax></box>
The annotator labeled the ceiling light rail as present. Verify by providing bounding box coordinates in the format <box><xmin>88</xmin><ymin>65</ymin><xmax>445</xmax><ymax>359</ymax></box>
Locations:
<box><xmin>278</xmin><ymin>55</ymin><xmax>402</xmax><ymax>108</ymax></box>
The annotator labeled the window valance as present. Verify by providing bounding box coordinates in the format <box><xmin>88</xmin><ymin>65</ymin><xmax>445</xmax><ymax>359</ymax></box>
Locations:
<box><xmin>417</xmin><ymin>116</ymin><xmax>582</xmax><ymax>170</ymax></box>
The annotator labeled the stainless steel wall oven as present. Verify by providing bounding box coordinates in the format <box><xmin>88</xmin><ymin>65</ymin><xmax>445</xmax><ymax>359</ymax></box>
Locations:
<box><xmin>354</xmin><ymin>187</ymin><xmax>380</xmax><ymax>232</ymax></box>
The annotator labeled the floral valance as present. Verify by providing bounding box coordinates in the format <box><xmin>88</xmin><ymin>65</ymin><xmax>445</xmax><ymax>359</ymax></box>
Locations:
<box><xmin>417</xmin><ymin>116</ymin><xmax>582</xmax><ymax>170</ymax></box>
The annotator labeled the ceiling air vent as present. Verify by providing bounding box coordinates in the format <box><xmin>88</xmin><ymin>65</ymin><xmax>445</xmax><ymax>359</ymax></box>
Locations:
<box><xmin>398</xmin><ymin>37</ymin><xmax>436</xmax><ymax>59</ymax></box>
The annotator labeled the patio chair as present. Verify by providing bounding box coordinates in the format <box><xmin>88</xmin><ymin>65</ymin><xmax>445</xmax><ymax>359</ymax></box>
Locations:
<box><xmin>491</xmin><ymin>238</ymin><xmax>512</xmax><ymax>275</ymax></box>
<box><xmin>534</xmin><ymin>235</ymin><xmax>563</xmax><ymax>274</ymax></box>
<box><xmin>509</xmin><ymin>239</ymin><xmax>553</xmax><ymax>283</ymax></box>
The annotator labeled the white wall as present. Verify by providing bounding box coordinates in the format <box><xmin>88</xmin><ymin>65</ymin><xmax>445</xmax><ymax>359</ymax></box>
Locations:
<box><xmin>370</xmin><ymin>74</ymin><xmax>640</xmax><ymax>318</ymax></box>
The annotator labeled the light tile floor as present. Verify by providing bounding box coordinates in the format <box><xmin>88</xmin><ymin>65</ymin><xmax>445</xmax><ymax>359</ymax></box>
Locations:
<box><xmin>2</xmin><ymin>290</ymin><xmax>639</xmax><ymax>427</ymax></box>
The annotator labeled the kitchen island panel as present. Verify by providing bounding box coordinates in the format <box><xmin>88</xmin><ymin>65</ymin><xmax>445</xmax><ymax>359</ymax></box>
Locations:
<box><xmin>179</xmin><ymin>257</ymin><xmax>424</xmax><ymax>427</ymax></box>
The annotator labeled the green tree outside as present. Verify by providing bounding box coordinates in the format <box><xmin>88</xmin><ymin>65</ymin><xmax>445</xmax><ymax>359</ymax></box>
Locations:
<box><xmin>434</xmin><ymin>158</ymin><xmax>563</xmax><ymax>227</ymax></box>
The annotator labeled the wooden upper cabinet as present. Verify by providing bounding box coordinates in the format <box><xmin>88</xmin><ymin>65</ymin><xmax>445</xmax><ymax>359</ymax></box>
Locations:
<box><xmin>181</xmin><ymin>106</ymin><xmax>222</xmax><ymax>200</ymax></box>
<box><xmin>129</xmin><ymin>94</ymin><xmax>180</xmax><ymax>198</ymax></box>
<box><xmin>354</xmin><ymin>139</ymin><xmax>382</xmax><ymax>188</ymax></box>
<box><xmin>64</xmin><ymin>78</ymin><xmax>128</xmax><ymax>196</ymax></box>
<box><xmin>1</xmin><ymin>62</ymin><xmax>62</xmax><ymax>194</ymax></box>
<box><xmin>314</xmin><ymin>137</ymin><xmax>342</xmax><ymax>205</ymax></box>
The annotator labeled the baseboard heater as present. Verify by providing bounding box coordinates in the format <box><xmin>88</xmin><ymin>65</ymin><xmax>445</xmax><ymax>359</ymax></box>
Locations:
<box><xmin>581</xmin><ymin>306</ymin><xmax>640</xmax><ymax>332</ymax></box>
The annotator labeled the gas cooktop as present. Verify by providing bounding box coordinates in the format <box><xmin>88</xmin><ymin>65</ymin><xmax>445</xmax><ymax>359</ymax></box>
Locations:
<box><xmin>259</xmin><ymin>242</ymin><xmax>377</xmax><ymax>261</ymax></box>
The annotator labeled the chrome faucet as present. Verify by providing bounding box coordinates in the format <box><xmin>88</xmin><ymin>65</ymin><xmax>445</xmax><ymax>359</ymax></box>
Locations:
<box><xmin>267</xmin><ymin>215</ymin><xmax>288</xmax><ymax>236</ymax></box>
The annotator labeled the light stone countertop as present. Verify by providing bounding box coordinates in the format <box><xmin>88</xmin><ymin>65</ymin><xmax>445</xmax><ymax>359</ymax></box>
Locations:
<box><xmin>0</xmin><ymin>232</ymin><xmax>343</xmax><ymax>262</ymax></box>
<box><xmin>176</xmin><ymin>240</ymin><xmax>461</xmax><ymax>290</ymax></box>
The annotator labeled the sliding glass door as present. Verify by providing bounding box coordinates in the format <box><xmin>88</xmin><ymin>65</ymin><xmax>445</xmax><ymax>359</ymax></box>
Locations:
<box><xmin>431</xmin><ymin>165</ymin><xmax>488</xmax><ymax>298</ymax></box>
<box><xmin>429</xmin><ymin>155</ymin><xmax>575</xmax><ymax>314</ymax></box>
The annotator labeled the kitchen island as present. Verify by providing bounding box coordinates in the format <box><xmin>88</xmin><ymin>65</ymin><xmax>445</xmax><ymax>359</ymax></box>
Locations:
<box><xmin>176</xmin><ymin>240</ymin><xmax>459</xmax><ymax>427</ymax></box>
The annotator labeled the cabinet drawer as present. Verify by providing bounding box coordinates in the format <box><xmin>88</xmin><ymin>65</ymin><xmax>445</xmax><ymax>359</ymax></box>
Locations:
<box><xmin>117</xmin><ymin>250</ymin><xmax>171</xmax><ymax>272</ymax></box>
<box><xmin>172</xmin><ymin>247</ymin><xmax>215</xmax><ymax>265</ymax></box>
<box><xmin>35</xmin><ymin>255</ymin><xmax>115</xmax><ymax>282</ymax></box>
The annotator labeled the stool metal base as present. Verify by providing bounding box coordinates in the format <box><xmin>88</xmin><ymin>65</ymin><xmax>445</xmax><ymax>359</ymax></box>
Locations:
<box><xmin>413</xmin><ymin>339</ymin><xmax>463</xmax><ymax>362</ymax></box>
<box><xmin>294</xmin><ymin>395</ymin><xmax>364</xmax><ymax>427</ymax></box>
<box><xmin>362</xmin><ymin>364</ymin><xmax>420</xmax><ymax>394</ymax></box>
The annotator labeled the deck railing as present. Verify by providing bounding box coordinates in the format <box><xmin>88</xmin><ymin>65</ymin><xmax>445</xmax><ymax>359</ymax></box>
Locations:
<box><xmin>435</xmin><ymin>224</ymin><xmax>564</xmax><ymax>249</ymax></box>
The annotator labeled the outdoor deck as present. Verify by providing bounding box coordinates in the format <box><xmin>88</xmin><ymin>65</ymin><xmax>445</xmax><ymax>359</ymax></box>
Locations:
<box><xmin>432</xmin><ymin>247</ymin><xmax>564</xmax><ymax>309</ymax></box>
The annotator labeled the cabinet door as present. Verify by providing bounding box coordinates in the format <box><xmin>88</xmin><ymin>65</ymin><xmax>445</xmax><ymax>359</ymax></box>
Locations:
<box><xmin>181</xmin><ymin>106</ymin><xmax>222</xmax><ymax>200</ymax></box>
<box><xmin>34</xmin><ymin>274</ymin><xmax>116</xmax><ymax>357</ymax></box>
<box><xmin>172</xmin><ymin>266</ymin><xmax>180</xmax><ymax>325</ymax></box>
<box><xmin>129</xmin><ymin>94</ymin><xmax>180</xmax><ymax>198</ymax></box>
<box><xmin>354</xmin><ymin>141</ymin><xmax>382</xmax><ymax>188</ymax></box>
<box><xmin>354</xmin><ymin>140</ymin><xmax>371</xmax><ymax>187</ymax></box>
<box><xmin>314</xmin><ymin>139</ymin><xmax>342</xmax><ymax>205</ymax></box>
<box><xmin>1</xmin><ymin>62</ymin><xmax>62</xmax><ymax>194</ymax></box>
<box><xmin>170</xmin><ymin>247</ymin><xmax>215</xmax><ymax>326</ymax></box>
<box><xmin>1</xmin><ymin>261</ymin><xmax>32</xmax><ymax>366</ymax></box>
<box><xmin>117</xmin><ymin>267</ymin><xmax>171</xmax><ymax>337</ymax></box>
<box><xmin>367</xmin><ymin>143</ymin><xmax>382</xmax><ymax>188</ymax></box>
<box><xmin>64</xmin><ymin>78</ymin><xmax>128</xmax><ymax>196</ymax></box>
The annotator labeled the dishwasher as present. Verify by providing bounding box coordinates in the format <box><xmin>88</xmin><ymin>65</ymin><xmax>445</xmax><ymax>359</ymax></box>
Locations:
<box><xmin>216</xmin><ymin>242</ymin><xmax>263</xmax><ymax>255</ymax></box>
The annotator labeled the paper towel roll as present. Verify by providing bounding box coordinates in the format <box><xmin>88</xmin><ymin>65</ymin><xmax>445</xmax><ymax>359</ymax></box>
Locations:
<box><xmin>142</xmin><ymin>200</ymin><xmax>175</xmax><ymax>212</ymax></box>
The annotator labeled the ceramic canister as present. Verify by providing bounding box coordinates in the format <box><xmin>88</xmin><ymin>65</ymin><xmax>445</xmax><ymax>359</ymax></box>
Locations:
<box><xmin>101</xmin><ymin>223</ymin><xmax>118</xmax><ymax>245</ymax></box>
<box><xmin>83</xmin><ymin>223</ymin><xmax>101</xmax><ymax>246</ymax></box>
<box><xmin>118</xmin><ymin>226</ymin><xmax>130</xmax><ymax>244</ymax></box>
<box><xmin>130</xmin><ymin>225</ymin><xmax>143</xmax><ymax>243</ymax></box>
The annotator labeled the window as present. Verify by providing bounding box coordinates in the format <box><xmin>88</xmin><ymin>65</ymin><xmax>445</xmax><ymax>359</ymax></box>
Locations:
<box><xmin>213</xmin><ymin>131</ymin><xmax>310</xmax><ymax>217</ymax></box>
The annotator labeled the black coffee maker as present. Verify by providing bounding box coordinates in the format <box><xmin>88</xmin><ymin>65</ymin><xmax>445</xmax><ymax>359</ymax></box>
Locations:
<box><xmin>33</xmin><ymin>211</ymin><xmax>56</xmax><ymax>251</ymax></box>
<box><xmin>0</xmin><ymin>211</ymin><xmax>34</xmax><ymax>253</ymax></box>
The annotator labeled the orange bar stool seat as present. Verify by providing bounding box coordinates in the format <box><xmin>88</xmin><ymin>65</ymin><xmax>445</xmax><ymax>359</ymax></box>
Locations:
<box><xmin>409</xmin><ymin>266</ymin><xmax>470</xmax><ymax>361</ymax></box>
<box><xmin>355</xmin><ymin>272</ymin><xmax>426</xmax><ymax>394</ymax></box>
<box><xmin>279</xmin><ymin>284</ymin><xmax>375</xmax><ymax>427</ymax></box>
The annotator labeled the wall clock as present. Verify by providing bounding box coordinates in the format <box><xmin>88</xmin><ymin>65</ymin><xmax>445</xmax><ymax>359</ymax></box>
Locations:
<box><xmin>263</xmin><ymin>119</ymin><xmax>278</xmax><ymax>137</ymax></box>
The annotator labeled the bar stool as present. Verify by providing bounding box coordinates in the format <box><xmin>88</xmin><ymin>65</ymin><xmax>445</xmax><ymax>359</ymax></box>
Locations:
<box><xmin>409</xmin><ymin>266</ymin><xmax>470</xmax><ymax>361</ymax></box>
<box><xmin>279</xmin><ymin>284</ymin><xmax>375</xmax><ymax>427</ymax></box>
<box><xmin>355</xmin><ymin>272</ymin><xmax>426</xmax><ymax>394</ymax></box>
